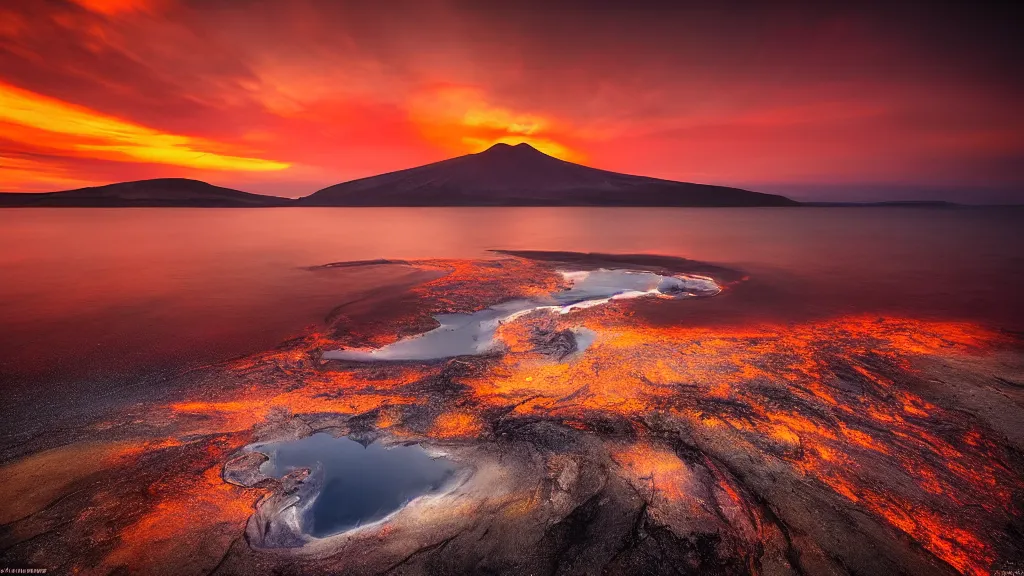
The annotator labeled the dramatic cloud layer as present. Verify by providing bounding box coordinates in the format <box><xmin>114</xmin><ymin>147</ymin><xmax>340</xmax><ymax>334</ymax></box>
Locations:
<box><xmin>1</xmin><ymin>0</ymin><xmax>1021</xmax><ymax>201</ymax></box>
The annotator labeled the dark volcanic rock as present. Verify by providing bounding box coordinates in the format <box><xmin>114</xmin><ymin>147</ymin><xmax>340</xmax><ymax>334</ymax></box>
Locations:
<box><xmin>529</xmin><ymin>327</ymin><xmax>579</xmax><ymax>360</ymax></box>
<box><xmin>3</xmin><ymin>252</ymin><xmax>1022</xmax><ymax>576</ymax></box>
<box><xmin>247</xmin><ymin>466</ymin><xmax>322</xmax><ymax>549</ymax></box>
<box><xmin>222</xmin><ymin>451</ymin><xmax>271</xmax><ymax>488</ymax></box>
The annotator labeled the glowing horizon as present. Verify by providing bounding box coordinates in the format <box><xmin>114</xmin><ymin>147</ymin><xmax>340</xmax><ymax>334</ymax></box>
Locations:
<box><xmin>0</xmin><ymin>1</ymin><xmax>1020</xmax><ymax>202</ymax></box>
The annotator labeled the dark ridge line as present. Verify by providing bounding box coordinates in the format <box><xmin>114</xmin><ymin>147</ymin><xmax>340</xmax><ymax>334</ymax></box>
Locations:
<box><xmin>0</xmin><ymin>178</ymin><xmax>289</xmax><ymax>207</ymax></box>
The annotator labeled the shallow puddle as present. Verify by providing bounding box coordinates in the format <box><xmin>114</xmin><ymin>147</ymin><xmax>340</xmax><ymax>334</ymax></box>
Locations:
<box><xmin>258</xmin><ymin>434</ymin><xmax>457</xmax><ymax>537</ymax></box>
<box><xmin>324</xmin><ymin>268</ymin><xmax>719</xmax><ymax>362</ymax></box>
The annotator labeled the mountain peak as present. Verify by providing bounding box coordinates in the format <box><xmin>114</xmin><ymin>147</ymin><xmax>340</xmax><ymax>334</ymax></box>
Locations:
<box><xmin>302</xmin><ymin>142</ymin><xmax>799</xmax><ymax>207</ymax></box>
<box><xmin>480</xmin><ymin>141</ymin><xmax>545</xmax><ymax>156</ymax></box>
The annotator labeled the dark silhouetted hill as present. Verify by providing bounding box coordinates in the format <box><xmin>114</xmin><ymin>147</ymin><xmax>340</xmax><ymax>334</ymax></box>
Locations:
<box><xmin>0</xmin><ymin>178</ymin><xmax>288</xmax><ymax>207</ymax></box>
<box><xmin>297</xmin><ymin>143</ymin><xmax>797</xmax><ymax>207</ymax></box>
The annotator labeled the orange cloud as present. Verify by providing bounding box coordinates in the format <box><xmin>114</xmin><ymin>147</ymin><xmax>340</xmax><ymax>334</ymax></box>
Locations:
<box><xmin>0</xmin><ymin>82</ymin><xmax>290</xmax><ymax>176</ymax></box>
<box><xmin>408</xmin><ymin>86</ymin><xmax>583</xmax><ymax>162</ymax></box>
<box><xmin>1</xmin><ymin>2</ymin><xmax>1019</xmax><ymax>199</ymax></box>
<box><xmin>69</xmin><ymin>0</ymin><xmax>156</xmax><ymax>15</ymax></box>
<box><xmin>0</xmin><ymin>155</ymin><xmax>97</xmax><ymax>191</ymax></box>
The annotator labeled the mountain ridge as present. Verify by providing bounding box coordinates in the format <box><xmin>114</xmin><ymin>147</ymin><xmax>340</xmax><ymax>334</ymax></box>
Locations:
<box><xmin>298</xmin><ymin>142</ymin><xmax>797</xmax><ymax>207</ymax></box>
<box><xmin>0</xmin><ymin>145</ymin><xmax>798</xmax><ymax>207</ymax></box>
<box><xmin>0</xmin><ymin>178</ymin><xmax>288</xmax><ymax>207</ymax></box>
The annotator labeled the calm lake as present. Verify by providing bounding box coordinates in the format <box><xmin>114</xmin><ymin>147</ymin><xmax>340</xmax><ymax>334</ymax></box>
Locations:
<box><xmin>2</xmin><ymin>207</ymin><xmax>1023</xmax><ymax>438</ymax></box>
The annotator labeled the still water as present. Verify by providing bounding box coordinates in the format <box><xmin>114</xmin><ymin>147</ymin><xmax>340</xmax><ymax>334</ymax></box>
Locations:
<box><xmin>1</xmin><ymin>207</ymin><xmax>1022</xmax><ymax>436</ymax></box>
<box><xmin>257</xmin><ymin>434</ymin><xmax>457</xmax><ymax>537</ymax></box>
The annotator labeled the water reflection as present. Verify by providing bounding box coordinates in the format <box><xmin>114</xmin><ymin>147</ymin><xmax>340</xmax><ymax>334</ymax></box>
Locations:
<box><xmin>257</xmin><ymin>433</ymin><xmax>457</xmax><ymax>537</ymax></box>
<box><xmin>2</xmin><ymin>207</ymin><xmax>1022</xmax><ymax>432</ymax></box>
<box><xmin>325</xmin><ymin>268</ymin><xmax>720</xmax><ymax>361</ymax></box>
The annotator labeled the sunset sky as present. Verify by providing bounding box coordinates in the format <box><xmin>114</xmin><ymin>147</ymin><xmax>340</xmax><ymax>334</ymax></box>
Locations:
<box><xmin>1</xmin><ymin>0</ymin><xmax>1021</xmax><ymax>202</ymax></box>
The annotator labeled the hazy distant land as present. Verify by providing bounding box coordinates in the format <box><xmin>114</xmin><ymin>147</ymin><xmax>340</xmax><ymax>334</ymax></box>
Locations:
<box><xmin>0</xmin><ymin>143</ymin><xmax>797</xmax><ymax>208</ymax></box>
<box><xmin>3</xmin><ymin>144</ymin><xmax>1005</xmax><ymax>209</ymax></box>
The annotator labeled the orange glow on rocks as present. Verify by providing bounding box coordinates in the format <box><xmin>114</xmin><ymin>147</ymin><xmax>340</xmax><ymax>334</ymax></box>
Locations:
<box><xmin>168</xmin><ymin>366</ymin><xmax>431</xmax><ymax>434</ymax></box>
<box><xmin>349</xmin><ymin>257</ymin><xmax>1014</xmax><ymax>575</ymax></box>
<box><xmin>611</xmin><ymin>443</ymin><xmax>694</xmax><ymax>502</ymax></box>
<box><xmin>9</xmin><ymin>255</ymin><xmax>1020</xmax><ymax>575</ymax></box>
<box><xmin>99</xmin><ymin>437</ymin><xmax>265</xmax><ymax>574</ymax></box>
<box><xmin>0</xmin><ymin>440</ymin><xmax>154</xmax><ymax>524</ymax></box>
<box><xmin>430</xmin><ymin>412</ymin><xmax>485</xmax><ymax>439</ymax></box>
<box><xmin>412</xmin><ymin>258</ymin><xmax>567</xmax><ymax>313</ymax></box>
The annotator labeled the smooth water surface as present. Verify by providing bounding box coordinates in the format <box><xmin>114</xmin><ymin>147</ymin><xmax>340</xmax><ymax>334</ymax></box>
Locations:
<box><xmin>258</xmin><ymin>434</ymin><xmax>457</xmax><ymax>537</ymax></box>
<box><xmin>2</xmin><ymin>207</ymin><xmax>1022</xmax><ymax>438</ymax></box>
<box><xmin>324</xmin><ymin>268</ymin><xmax>719</xmax><ymax>361</ymax></box>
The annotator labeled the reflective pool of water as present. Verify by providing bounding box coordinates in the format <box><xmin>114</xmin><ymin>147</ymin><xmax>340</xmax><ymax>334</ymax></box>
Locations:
<box><xmin>257</xmin><ymin>433</ymin><xmax>457</xmax><ymax>537</ymax></box>
<box><xmin>323</xmin><ymin>268</ymin><xmax>719</xmax><ymax>362</ymax></box>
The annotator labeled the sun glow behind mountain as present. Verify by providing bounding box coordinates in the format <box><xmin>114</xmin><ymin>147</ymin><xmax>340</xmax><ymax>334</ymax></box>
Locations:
<box><xmin>0</xmin><ymin>1</ymin><xmax>1020</xmax><ymax>201</ymax></box>
<box><xmin>409</xmin><ymin>86</ymin><xmax>581</xmax><ymax>163</ymax></box>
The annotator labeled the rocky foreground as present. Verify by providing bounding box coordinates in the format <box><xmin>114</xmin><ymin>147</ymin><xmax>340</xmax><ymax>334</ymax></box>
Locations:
<box><xmin>1</xmin><ymin>252</ymin><xmax>1022</xmax><ymax>575</ymax></box>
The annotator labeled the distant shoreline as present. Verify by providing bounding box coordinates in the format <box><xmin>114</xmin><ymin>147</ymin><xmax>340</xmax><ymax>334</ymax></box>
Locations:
<box><xmin>3</xmin><ymin>146</ymin><xmax>1020</xmax><ymax>208</ymax></box>
<box><xmin>2</xmin><ymin>201</ymin><xmax>1021</xmax><ymax>208</ymax></box>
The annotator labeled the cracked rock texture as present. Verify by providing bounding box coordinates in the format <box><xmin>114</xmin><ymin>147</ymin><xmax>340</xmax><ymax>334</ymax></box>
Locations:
<box><xmin>0</xmin><ymin>252</ymin><xmax>1021</xmax><ymax>576</ymax></box>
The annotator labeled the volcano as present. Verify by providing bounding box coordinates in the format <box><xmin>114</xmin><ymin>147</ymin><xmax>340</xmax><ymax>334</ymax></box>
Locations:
<box><xmin>298</xmin><ymin>143</ymin><xmax>796</xmax><ymax>207</ymax></box>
